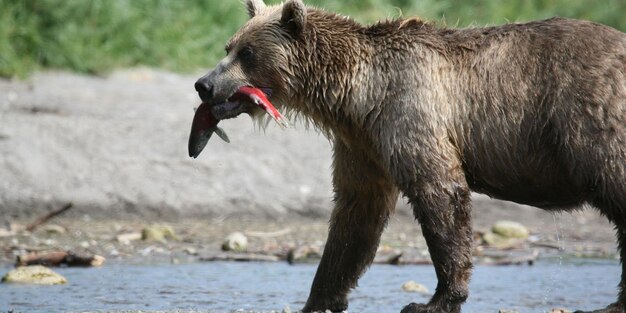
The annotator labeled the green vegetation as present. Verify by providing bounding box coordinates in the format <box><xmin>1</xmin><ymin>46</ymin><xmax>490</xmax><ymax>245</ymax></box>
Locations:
<box><xmin>1</xmin><ymin>0</ymin><xmax>624</xmax><ymax>77</ymax></box>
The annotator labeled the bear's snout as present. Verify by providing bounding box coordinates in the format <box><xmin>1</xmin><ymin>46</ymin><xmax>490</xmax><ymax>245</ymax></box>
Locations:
<box><xmin>194</xmin><ymin>78</ymin><xmax>214</xmax><ymax>103</ymax></box>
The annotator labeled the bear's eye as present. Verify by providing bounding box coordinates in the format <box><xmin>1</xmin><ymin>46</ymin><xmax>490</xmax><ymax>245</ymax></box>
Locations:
<box><xmin>238</xmin><ymin>46</ymin><xmax>254</xmax><ymax>64</ymax></box>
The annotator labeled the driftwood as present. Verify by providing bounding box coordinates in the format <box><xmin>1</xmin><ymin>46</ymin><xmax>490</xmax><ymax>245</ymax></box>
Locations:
<box><xmin>373</xmin><ymin>248</ymin><xmax>540</xmax><ymax>266</ymax></box>
<box><xmin>25</xmin><ymin>203</ymin><xmax>73</xmax><ymax>232</ymax></box>
<box><xmin>387</xmin><ymin>257</ymin><xmax>433</xmax><ymax>265</ymax></box>
<box><xmin>197</xmin><ymin>244</ymin><xmax>539</xmax><ymax>266</ymax></box>
<box><xmin>480</xmin><ymin>250</ymin><xmax>539</xmax><ymax>266</ymax></box>
<box><xmin>200</xmin><ymin>252</ymin><xmax>280</xmax><ymax>262</ymax></box>
<box><xmin>384</xmin><ymin>253</ymin><xmax>403</xmax><ymax>265</ymax></box>
<box><xmin>245</xmin><ymin>228</ymin><xmax>292</xmax><ymax>238</ymax></box>
<box><xmin>16</xmin><ymin>250</ymin><xmax>105</xmax><ymax>267</ymax></box>
<box><xmin>373</xmin><ymin>252</ymin><xmax>403</xmax><ymax>265</ymax></box>
<box><xmin>530</xmin><ymin>241</ymin><xmax>565</xmax><ymax>251</ymax></box>
<box><xmin>373</xmin><ymin>252</ymin><xmax>433</xmax><ymax>265</ymax></box>
<box><xmin>116</xmin><ymin>232</ymin><xmax>142</xmax><ymax>243</ymax></box>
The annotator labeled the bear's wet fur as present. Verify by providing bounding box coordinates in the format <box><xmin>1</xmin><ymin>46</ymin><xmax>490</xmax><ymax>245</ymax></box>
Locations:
<box><xmin>194</xmin><ymin>0</ymin><xmax>626</xmax><ymax>312</ymax></box>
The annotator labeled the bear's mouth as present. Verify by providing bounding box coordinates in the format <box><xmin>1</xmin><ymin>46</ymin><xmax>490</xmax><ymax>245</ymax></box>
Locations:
<box><xmin>210</xmin><ymin>87</ymin><xmax>273</xmax><ymax>120</ymax></box>
<box><xmin>188</xmin><ymin>86</ymin><xmax>289</xmax><ymax>159</ymax></box>
<box><xmin>210</xmin><ymin>86</ymin><xmax>288</xmax><ymax>127</ymax></box>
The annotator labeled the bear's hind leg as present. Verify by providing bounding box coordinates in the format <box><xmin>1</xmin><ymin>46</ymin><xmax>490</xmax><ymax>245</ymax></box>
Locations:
<box><xmin>302</xmin><ymin>141</ymin><xmax>399</xmax><ymax>313</ymax></box>
<box><xmin>574</xmin><ymin>150</ymin><xmax>625</xmax><ymax>313</ymax></box>
<box><xmin>573</xmin><ymin>225</ymin><xmax>625</xmax><ymax>313</ymax></box>
<box><xmin>575</xmin><ymin>205</ymin><xmax>625</xmax><ymax>313</ymax></box>
<box><xmin>572</xmin><ymin>159</ymin><xmax>626</xmax><ymax>312</ymax></box>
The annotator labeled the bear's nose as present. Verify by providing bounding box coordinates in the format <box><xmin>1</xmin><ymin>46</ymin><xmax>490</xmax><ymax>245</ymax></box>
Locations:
<box><xmin>194</xmin><ymin>79</ymin><xmax>214</xmax><ymax>103</ymax></box>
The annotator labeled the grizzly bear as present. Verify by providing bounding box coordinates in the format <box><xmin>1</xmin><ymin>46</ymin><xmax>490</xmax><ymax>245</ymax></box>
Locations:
<box><xmin>191</xmin><ymin>0</ymin><xmax>626</xmax><ymax>312</ymax></box>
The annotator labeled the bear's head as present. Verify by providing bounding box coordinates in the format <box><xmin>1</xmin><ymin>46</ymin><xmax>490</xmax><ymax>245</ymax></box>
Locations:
<box><xmin>194</xmin><ymin>0</ymin><xmax>307</xmax><ymax>121</ymax></box>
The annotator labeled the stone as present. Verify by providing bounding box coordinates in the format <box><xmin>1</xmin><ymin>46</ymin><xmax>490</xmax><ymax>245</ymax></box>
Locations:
<box><xmin>492</xmin><ymin>221</ymin><xmax>529</xmax><ymax>239</ymax></box>
<box><xmin>0</xmin><ymin>228</ymin><xmax>12</xmax><ymax>237</ymax></box>
<box><xmin>401</xmin><ymin>280</ymin><xmax>429</xmax><ymax>293</ymax></box>
<box><xmin>183</xmin><ymin>247</ymin><xmax>198</xmax><ymax>256</ymax></box>
<box><xmin>287</xmin><ymin>245</ymin><xmax>322</xmax><ymax>264</ymax></box>
<box><xmin>42</xmin><ymin>224</ymin><xmax>66</xmax><ymax>235</ymax></box>
<box><xmin>2</xmin><ymin>265</ymin><xmax>67</xmax><ymax>285</ymax></box>
<box><xmin>90</xmin><ymin>255</ymin><xmax>106</xmax><ymax>267</ymax></box>
<box><xmin>549</xmin><ymin>309</ymin><xmax>572</xmax><ymax>313</ymax></box>
<box><xmin>141</xmin><ymin>225</ymin><xmax>177</xmax><ymax>243</ymax></box>
<box><xmin>222</xmin><ymin>232</ymin><xmax>248</xmax><ymax>252</ymax></box>
<box><xmin>482</xmin><ymin>231</ymin><xmax>525</xmax><ymax>249</ymax></box>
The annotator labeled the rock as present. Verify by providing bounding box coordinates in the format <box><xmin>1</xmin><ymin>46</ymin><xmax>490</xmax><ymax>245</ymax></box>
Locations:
<box><xmin>222</xmin><ymin>232</ymin><xmax>248</xmax><ymax>252</ymax></box>
<box><xmin>10</xmin><ymin>223</ymin><xmax>26</xmax><ymax>233</ymax></box>
<box><xmin>2</xmin><ymin>265</ymin><xmax>67</xmax><ymax>285</ymax></box>
<box><xmin>549</xmin><ymin>309</ymin><xmax>572</xmax><ymax>313</ymax></box>
<box><xmin>42</xmin><ymin>224</ymin><xmax>66</xmax><ymax>235</ymax></box>
<box><xmin>401</xmin><ymin>280</ymin><xmax>429</xmax><ymax>293</ymax></box>
<box><xmin>287</xmin><ymin>245</ymin><xmax>322</xmax><ymax>264</ymax></box>
<box><xmin>89</xmin><ymin>255</ymin><xmax>106</xmax><ymax>267</ymax></box>
<box><xmin>499</xmin><ymin>310</ymin><xmax>520</xmax><ymax>313</ymax></box>
<box><xmin>141</xmin><ymin>225</ymin><xmax>177</xmax><ymax>243</ymax></box>
<box><xmin>0</xmin><ymin>228</ymin><xmax>13</xmax><ymax>237</ymax></box>
<box><xmin>492</xmin><ymin>221</ymin><xmax>529</xmax><ymax>239</ymax></box>
<box><xmin>482</xmin><ymin>232</ymin><xmax>524</xmax><ymax>249</ymax></box>
<box><xmin>183</xmin><ymin>247</ymin><xmax>198</xmax><ymax>256</ymax></box>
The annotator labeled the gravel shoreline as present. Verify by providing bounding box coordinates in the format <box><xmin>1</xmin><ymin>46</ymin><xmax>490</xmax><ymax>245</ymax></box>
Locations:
<box><xmin>0</xmin><ymin>212</ymin><xmax>617</xmax><ymax>269</ymax></box>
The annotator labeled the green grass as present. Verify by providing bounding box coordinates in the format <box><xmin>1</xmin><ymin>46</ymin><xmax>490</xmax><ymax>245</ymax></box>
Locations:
<box><xmin>0</xmin><ymin>0</ymin><xmax>624</xmax><ymax>78</ymax></box>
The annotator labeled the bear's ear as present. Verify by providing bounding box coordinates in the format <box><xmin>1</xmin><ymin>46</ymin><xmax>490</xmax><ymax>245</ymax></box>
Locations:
<box><xmin>245</xmin><ymin>0</ymin><xmax>266</xmax><ymax>18</ymax></box>
<box><xmin>281</xmin><ymin>0</ymin><xmax>307</xmax><ymax>36</ymax></box>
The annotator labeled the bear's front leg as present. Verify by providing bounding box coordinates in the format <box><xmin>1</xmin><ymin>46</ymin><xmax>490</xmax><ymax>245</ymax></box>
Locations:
<box><xmin>302</xmin><ymin>141</ymin><xmax>399</xmax><ymax>313</ymax></box>
<box><xmin>401</xmin><ymin>177</ymin><xmax>473</xmax><ymax>313</ymax></box>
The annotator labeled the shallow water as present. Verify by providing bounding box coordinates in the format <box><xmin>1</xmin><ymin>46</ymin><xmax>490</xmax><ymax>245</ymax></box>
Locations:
<box><xmin>1</xmin><ymin>258</ymin><xmax>619</xmax><ymax>313</ymax></box>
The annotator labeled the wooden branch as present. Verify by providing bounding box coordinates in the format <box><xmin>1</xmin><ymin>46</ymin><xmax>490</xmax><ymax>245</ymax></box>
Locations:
<box><xmin>16</xmin><ymin>250</ymin><xmax>105</xmax><ymax>267</ymax></box>
<box><xmin>25</xmin><ymin>203</ymin><xmax>73</xmax><ymax>232</ymax></box>
<box><xmin>245</xmin><ymin>228</ymin><xmax>292</xmax><ymax>238</ymax></box>
<box><xmin>530</xmin><ymin>241</ymin><xmax>565</xmax><ymax>251</ymax></box>
<box><xmin>480</xmin><ymin>250</ymin><xmax>539</xmax><ymax>266</ymax></box>
<box><xmin>373</xmin><ymin>253</ymin><xmax>433</xmax><ymax>265</ymax></box>
<box><xmin>199</xmin><ymin>252</ymin><xmax>280</xmax><ymax>262</ymax></box>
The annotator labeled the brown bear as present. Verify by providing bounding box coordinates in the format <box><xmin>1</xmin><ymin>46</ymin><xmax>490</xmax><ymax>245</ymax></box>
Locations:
<box><xmin>191</xmin><ymin>0</ymin><xmax>626</xmax><ymax>312</ymax></box>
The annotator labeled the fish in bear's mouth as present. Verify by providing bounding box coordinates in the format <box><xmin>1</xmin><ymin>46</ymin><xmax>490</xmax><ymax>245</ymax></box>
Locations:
<box><xmin>187</xmin><ymin>86</ymin><xmax>288</xmax><ymax>159</ymax></box>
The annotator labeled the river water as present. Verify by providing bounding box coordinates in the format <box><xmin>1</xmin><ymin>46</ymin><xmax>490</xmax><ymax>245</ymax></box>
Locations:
<box><xmin>1</xmin><ymin>258</ymin><xmax>619</xmax><ymax>313</ymax></box>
